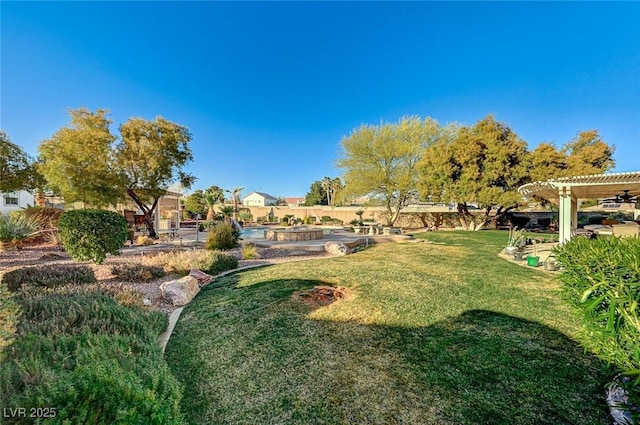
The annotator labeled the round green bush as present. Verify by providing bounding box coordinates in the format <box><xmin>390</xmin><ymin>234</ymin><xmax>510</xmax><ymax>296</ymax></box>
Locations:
<box><xmin>59</xmin><ymin>209</ymin><xmax>127</xmax><ymax>264</ymax></box>
<box><xmin>206</xmin><ymin>221</ymin><xmax>239</xmax><ymax>250</ymax></box>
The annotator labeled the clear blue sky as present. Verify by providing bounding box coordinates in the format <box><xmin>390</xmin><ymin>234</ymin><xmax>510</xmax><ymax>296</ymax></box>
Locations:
<box><xmin>2</xmin><ymin>1</ymin><xmax>639</xmax><ymax>198</ymax></box>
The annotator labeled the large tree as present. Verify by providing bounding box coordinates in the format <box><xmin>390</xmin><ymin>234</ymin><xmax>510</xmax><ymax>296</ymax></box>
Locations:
<box><xmin>38</xmin><ymin>109</ymin><xmax>120</xmax><ymax>207</ymax></box>
<box><xmin>184</xmin><ymin>190</ymin><xmax>207</xmax><ymax>218</ymax></box>
<box><xmin>0</xmin><ymin>131</ymin><xmax>33</xmax><ymax>193</ymax></box>
<box><xmin>117</xmin><ymin>116</ymin><xmax>195</xmax><ymax>236</ymax></box>
<box><xmin>338</xmin><ymin>116</ymin><xmax>441</xmax><ymax>225</ymax></box>
<box><xmin>38</xmin><ymin>108</ymin><xmax>195</xmax><ymax>237</ymax></box>
<box><xmin>418</xmin><ymin>115</ymin><xmax>530</xmax><ymax>230</ymax></box>
<box><xmin>528</xmin><ymin>131</ymin><xmax>615</xmax><ymax>182</ymax></box>
<box><xmin>304</xmin><ymin>180</ymin><xmax>328</xmax><ymax>206</ymax></box>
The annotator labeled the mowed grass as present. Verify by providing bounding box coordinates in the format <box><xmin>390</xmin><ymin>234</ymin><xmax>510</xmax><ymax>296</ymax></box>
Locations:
<box><xmin>166</xmin><ymin>231</ymin><xmax>610</xmax><ymax>425</ymax></box>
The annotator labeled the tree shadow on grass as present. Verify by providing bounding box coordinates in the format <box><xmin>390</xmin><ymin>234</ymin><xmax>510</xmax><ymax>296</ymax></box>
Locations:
<box><xmin>169</xmin><ymin>278</ymin><xmax>611</xmax><ymax>425</ymax></box>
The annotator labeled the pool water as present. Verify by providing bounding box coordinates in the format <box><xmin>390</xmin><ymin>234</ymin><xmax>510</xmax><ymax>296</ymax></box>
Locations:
<box><xmin>240</xmin><ymin>227</ymin><xmax>332</xmax><ymax>239</ymax></box>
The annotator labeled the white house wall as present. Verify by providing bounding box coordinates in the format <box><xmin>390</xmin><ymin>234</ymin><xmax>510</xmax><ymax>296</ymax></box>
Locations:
<box><xmin>0</xmin><ymin>190</ymin><xmax>35</xmax><ymax>215</ymax></box>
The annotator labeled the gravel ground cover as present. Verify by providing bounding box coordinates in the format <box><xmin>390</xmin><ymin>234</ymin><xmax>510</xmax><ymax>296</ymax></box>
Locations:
<box><xmin>1</xmin><ymin>243</ymin><xmax>329</xmax><ymax>315</ymax></box>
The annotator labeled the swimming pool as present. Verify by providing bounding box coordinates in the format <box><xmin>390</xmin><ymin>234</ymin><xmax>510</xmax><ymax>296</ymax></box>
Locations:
<box><xmin>240</xmin><ymin>227</ymin><xmax>333</xmax><ymax>240</ymax></box>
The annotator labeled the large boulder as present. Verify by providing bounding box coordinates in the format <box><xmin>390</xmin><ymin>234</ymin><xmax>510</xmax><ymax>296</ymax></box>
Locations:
<box><xmin>160</xmin><ymin>275</ymin><xmax>200</xmax><ymax>306</ymax></box>
<box><xmin>189</xmin><ymin>268</ymin><xmax>214</xmax><ymax>286</ymax></box>
<box><xmin>324</xmin><ymin>241</ymin><xmax>352</xmax><ymax>256</ymax></box>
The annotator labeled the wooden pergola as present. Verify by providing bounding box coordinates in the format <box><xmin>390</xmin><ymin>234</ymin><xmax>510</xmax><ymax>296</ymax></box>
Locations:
<box><xmin>518</xmin><ymin>171</ymin><xmax>640</xmax><ymax>243</ymax></box>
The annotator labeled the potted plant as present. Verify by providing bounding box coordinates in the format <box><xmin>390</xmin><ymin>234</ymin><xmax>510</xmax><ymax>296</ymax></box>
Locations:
<box><xmin>505</xmin><ymin>227</ymin><xmax>526</xmax><ymax>255</ymax></box>
<box><xmin>527</xmin><ymin>241</ymin><xmax>540</xmax><ymax>267</ymax></box>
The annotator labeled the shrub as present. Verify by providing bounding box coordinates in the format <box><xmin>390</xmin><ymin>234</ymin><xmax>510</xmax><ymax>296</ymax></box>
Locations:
<box><xmin>321</xmin><ymin>215</ymin><xmax>332</xmax><ymax>224</ymax></box>
<box><xmin>0</xmin><ymin>213</ymin><xmax>40</xmax><ymax>248</ymax></box>
<box><xmin>1</xmin><ymin>291</ymin><xmax>182</xmax><ymax>424</ymax></box>
<box><xmin>59</xmin><ymin>209</ymin><xmax>127</xmax><ymax>264</ymax></box>
<box><xmin>349</xmin><ymin>219</ymin><xmax>360</xmax><ymax>226</ymax></box>
<box><xmin>111</xmin><ymin>263</ymin><xmax>165</xmax><ymax>282</ymax></box>
<box><xmin>241</xmin><ymin>242</ymin><xmax>259</xmax><ymax>260</ymax></box>
<box><xmin>332</xmin><ymin>218</ymin><xmax>343</xmax><ymax>225</ymax></box>
<box><xmin>554</xmin><ymin>236</ymin><xmax>640</xmax><ymax>408</ymax></box>
<box><xmin>206</xmin><ymin>221</ymin><xmax>238</xmax><ymax>250</ymax></box>
<box><xmin>136</xmin><ymin>235</ymin><xmax>155</xmax><ymax>246</ymax></box>
<box><xmin>20</xmin><ymin>206</ymin><xmax>63</xmax><ymax>230</ymax></box>
<box><xmin>2</xmin><ymin>264</ymin><xmax>97</xmax><ymax>292</ymax></box>
<box><xmin>238</xmin><ymin>210</ymin><xmax>253</xmax><ymax>223</ymax></box>
<box><xmin>143</xmin><ymin>250</ymin><xmax>238</xmax><ymax>276</ymax></box>
<box><xmin>304</xmin><ymin>216</ymin><xmax>316</xmax><ymax>224</ymax></box>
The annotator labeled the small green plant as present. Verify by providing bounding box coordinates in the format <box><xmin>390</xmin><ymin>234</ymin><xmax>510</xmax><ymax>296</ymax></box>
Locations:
<box><xmin>241</xmin><ymin>242</ymin><xmax>259</xmax><ymax>260</ymax></box>
<box><xmin>304</xmin><ymin>216</ymin><xmax>316</xmax><ymax>225</ymax></box>
<box><xmin>206</xmin><ymin>221</ymin><xmax>239</xmax><ymax>250</ymax></box>
<box><xmin>58</xmin><ymin>209</ymin><xmax>127</xmax><ymax>264</ymax></box>
<box><xmin>554</xmin><ymin>236</ymin><xmax>640</xmax><ymax>410</ymax></box>
<box><xmin>0</xmin><ymin>213</ymin><xmax>41</xmax><ymax>249</ymax></box>
<box><xmin>507</xmin><ymin>227</ymin><xmax>526</xmax><ymax>248</ymax></box>
<box><xmin>110</xmin><ymin>263</ymin><xmax>165</xmax><ymax>282</ymax></box>
<box><xmin>349</xmin><ymin>219</ymin><xmax>360</xmax><ymax>226</ymax></box>
<box><xmin>321</xmin><ymin>215</ymin><xmax>332</xmax><ymax>224</ymax></box>
<box><xmin>238</xmin><ymin>210</ymin><xmax>253</xmax><ymax>223</ymax></box>
<box><xmin>136</xmin><ymin>235</ymin><xmax>155</xmax><ymax>246</ymax></box>
<box><xmin>2</xmin><ymin>264</ymin><xmax>97</xmax><ymax>292</ymax></box>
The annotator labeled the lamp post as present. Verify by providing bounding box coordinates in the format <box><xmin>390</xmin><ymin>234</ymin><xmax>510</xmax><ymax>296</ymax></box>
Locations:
<box><xmin>196</xmin><ymin>214</ymin><xmax>201</xmax><ymax>242</ymax></box>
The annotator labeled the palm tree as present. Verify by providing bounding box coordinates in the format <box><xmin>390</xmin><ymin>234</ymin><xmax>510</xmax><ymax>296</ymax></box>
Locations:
<box><xmin>321</xmin><ymin>177</ymin><xmax>343</xmax><ymax>206</ymax></box>
<box><xmin>225</xmin><ymin>186</ymin><xmax>244</xmax><ymax>220</ymax></box>
<box><xmin>203</xmin><ymin>186</ymin><xmax>224</xmax><ymax>220</ymax></box>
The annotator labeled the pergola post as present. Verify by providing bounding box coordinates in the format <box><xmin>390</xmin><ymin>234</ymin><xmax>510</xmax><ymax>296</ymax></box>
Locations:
<box><xmin>558</xmin><ymin>186</ymin><xmax>577</xmax><ymax>244</ymax></box>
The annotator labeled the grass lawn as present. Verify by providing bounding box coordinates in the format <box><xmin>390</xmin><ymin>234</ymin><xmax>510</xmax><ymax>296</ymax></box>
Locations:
<box><xmin>166</xmin><ymin>230</ymin><xmax>610</xmax><ymax>425</ymax></box>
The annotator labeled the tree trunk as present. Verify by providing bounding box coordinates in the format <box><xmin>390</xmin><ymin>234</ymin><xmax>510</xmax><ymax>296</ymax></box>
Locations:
<box><xmin>206</xmin><ymin>206</ymin><xmax>215</xmax><ymax>221</ymax></box>
<box><xmin>457</xmin><ymin>203</ymin><xmax>470</xmax><ymax>230</ymax></box>
<box><xmin>127</xmin><ymin>189</ymin><xmax>159</xmax><ymax>238</ymax></box>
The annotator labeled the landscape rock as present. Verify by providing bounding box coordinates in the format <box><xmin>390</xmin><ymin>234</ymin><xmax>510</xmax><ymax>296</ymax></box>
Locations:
<box><xmin>189</xmin><ymin>268</ymin><xmax>214</xmax><ymax>286</ymax></box>
<box><xmin>324</xmin><ymin>241</ymin><xmax>352</xmax><ymax>256</ymax></box>
<box><xmin>160</xmin><ymin>276</ymin><xmax>200</xmax><ymax>306</ymax></box>
<box><xmin>142</xmin><ymin>298</ymin><xmax>152</xmax><ymax>306</ymax></box>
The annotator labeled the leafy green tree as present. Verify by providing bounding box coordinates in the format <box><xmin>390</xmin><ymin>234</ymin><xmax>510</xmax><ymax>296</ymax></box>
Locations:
<box><xmin>117</xmin><ymin>116</ymin><xmax>195</xmax><ymax>237</ymax></box>
<box><xmin>39</xmin><ymin>109</ymin><xmax>120</xmax><ymax>208</ymax></box>
<box><xmin>528</xmin><ymin>142</ymin><xmax>569</xmax><ymax>182</ymax></box>
<box><xmin>184</xmin><ymin>190</ymin><xmax>207</xmax><ymax>218</ymax></box>
<box><xmin>0</xmin><ymin>131</ymin><xmax>32</xmax><ymax>193</ymax></box>
<box><xmin>338</xmin><ymin>116</ymin><xmax>441</xmax><ymax>225</ymax></box>
<box><xmin>418</xmin><ymin>115</ymin><xmax>530</xmax><ymax>230</ymax></box>
<box><xmin>38</xmin><ymin>108</ymin><xmax>195</xmax><ymax>238</ymax></box>
<box><xmin>203</xmin><ymin>185</ymin><xmax>224</xmax><ymax>220</ymax></box>
<box><xmin>563</xmin><ymin>130</ymin><xmax>615</xmax><ymax>176</ymax></box>
<box><xmin>304</xmin><ymin>181</ymin><xmax>328</xmax><ymax>206</ymax></box>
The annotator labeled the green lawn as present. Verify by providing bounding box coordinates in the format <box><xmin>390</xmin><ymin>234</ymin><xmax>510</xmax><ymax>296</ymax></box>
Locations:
<box><xmin>166</xmin><ymin>231</ymin><xmax>610</xmax><ymax>425</ymax></box>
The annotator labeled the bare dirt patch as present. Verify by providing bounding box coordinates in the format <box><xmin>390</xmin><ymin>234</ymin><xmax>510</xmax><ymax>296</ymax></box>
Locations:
<box><xmin>292</xmin><ymin>285</ymin><xmax>351</xmax><ymax>307</ymax></box>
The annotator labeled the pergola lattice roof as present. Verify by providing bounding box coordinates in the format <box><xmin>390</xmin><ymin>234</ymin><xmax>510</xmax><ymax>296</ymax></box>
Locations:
<box><xmin>518</xmin><ymin>171</ymin><xmax>640</xmax><ymax>200</ymax></box>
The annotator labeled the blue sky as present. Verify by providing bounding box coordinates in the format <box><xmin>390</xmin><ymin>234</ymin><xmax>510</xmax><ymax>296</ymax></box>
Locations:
<box><xmin>2</xmin><ymin>1</ymin><xmax>639</xmax><ymax>198</ymax></box>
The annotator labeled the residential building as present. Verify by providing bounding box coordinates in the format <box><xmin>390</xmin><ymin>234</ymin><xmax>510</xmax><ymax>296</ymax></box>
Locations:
<box><xmin>242</xmin><ymin>191</ymin><xmax>278</xmax><ymax>207</ymax></box>
<box><xmin>0</xmin><ymin>190</ymin><xmax>34</xmax><ymax>215</ymax></box>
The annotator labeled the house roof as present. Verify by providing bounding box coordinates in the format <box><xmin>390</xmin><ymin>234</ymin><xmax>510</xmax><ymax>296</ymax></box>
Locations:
<box><xmin>285</xmin><ymin>197</ymin><xmax>305</xmax><ymax>203</ymax></box>
<box><xmin>243</xmin><ymin>191</ymin><xmax>277</xmax><ymax>200</ymax></box>
<box><xmin>518</xmin><ymin>171</ymin><xmax>640</xmax><ymax>200</ymax></box>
